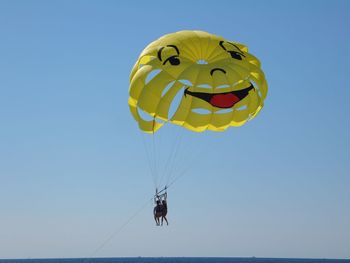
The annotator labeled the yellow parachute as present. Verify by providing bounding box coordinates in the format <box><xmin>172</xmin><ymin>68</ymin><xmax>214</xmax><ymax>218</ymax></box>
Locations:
<box><xmin>128</xmin><ymin>30</ymin><xmax>268</xmax><ymax>133</ymax></box>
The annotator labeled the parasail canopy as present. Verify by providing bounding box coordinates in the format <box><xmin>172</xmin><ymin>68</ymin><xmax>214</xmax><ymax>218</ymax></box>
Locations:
<box><xmin>128</xmin><ymin>30</ymin><xmax>268</xmax><ymax>133</ymax></box>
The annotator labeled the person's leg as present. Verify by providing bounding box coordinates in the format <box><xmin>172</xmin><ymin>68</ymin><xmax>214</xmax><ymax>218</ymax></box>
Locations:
<box><xmin>154</xmin><ymin>215</ymin><xmax>159</xmax><ymax>226</ymax></box>
<box><xmin>163</xmin><ymin>216</ymin><xmax>168</xmax><ymax>225</ymax></box>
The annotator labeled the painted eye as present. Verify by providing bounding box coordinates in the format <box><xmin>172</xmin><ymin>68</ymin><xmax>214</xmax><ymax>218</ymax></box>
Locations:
<box><xmin>164</xmin><ymin>56</ymin><xmax>180</xmax><ymax>66</ymax></box>
<box><xmin>229</xmin><ymin>51</ymin><xmax>243</xmax><ymax>60</ymax></box>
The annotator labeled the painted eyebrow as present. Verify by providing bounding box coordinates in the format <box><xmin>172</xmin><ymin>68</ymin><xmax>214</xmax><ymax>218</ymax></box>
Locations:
<box><xmin>219</xmin><ymin>41</ymin><xmax>244</xmax><ymax>54</ymax></box>
<box><xmin>157</xmin><ymin>45</ymin><xmax>180</xmax><ymax>61</ymax></box>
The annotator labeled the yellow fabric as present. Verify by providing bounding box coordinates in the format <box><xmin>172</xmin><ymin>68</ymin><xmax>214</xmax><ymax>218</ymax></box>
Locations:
<box><xmin>128</xmin><ymin>30</ymin><xmax>268</xmax><ymax>133</ymax></box>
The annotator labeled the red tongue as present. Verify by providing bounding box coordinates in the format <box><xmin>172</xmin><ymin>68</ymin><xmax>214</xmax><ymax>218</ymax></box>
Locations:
<box><xmin>210</xmin><ymin>93</ymin><xmax>240</xmax><ymax>108</ymax></box>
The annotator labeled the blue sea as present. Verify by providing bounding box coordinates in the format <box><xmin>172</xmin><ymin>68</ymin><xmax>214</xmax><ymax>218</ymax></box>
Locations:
<box><xmin>0</xmin><ymin>258</ymin><xmax>349</xmax><ymax>263</ymax></box>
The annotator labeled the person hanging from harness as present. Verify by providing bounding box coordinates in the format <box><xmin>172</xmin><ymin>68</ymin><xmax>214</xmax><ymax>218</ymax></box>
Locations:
<box><xmin>161</xmin><ymin>198</ymin><xmax>168</xmax><ymax>226</ymax></box>
<box><xmin>153</xmin><ymin>187</ymin><xmax>168</xmax><ymax>226</ymax></box>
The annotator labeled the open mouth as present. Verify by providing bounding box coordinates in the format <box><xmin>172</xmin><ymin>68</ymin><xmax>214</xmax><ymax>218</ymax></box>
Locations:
<box><xmin>184</xmin><ymin>83</ymin><xmax>254</xmax><ymax>109</ymax></box>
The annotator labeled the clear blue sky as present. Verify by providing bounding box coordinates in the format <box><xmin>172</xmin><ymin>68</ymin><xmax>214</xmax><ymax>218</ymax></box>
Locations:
<box><xmin>0</xmin><ymin>0</ymin><xmax>350</xmax><ymax>259</ymax></box>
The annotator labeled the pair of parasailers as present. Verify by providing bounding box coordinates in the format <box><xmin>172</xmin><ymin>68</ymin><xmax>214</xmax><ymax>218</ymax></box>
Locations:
<box><xmin>153</xmin><ymin>189</ymin><xmax>168</xmax><ymax>226</ymax></box>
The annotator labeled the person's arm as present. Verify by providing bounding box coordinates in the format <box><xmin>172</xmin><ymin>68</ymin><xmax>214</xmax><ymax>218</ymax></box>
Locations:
<box><xmin>154</xmin><ymin>195</ymin><xmax>159</xmax><ymax>204</ymax></box>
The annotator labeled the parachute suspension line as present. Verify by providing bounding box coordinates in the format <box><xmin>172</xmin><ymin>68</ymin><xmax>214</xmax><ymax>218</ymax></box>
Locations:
<box><xmin>154</xmin><ymin>115</ymin><xmax>165</xmax><ymax>190</ymax></box>
<box><xmin>166</xmin><ymin>152</ymin><xmax>197</xmax><ymax>190</ymax></box>
<box><xmin>167</xmin><ymin>139</ymin><xmax>209</xmax><ymax>190</ymax></box>
<box><xmin>167</xmin><ymin>164</ymin><xmax>192</xmax><ymax>189</ymax></box>
<box><xmin>85</xmin><ymin>197</ymin><xmax>153</xmax><ymax>261</ymax></box>
<box><xmin>165</xmin><ymin>128</ymin><xmax>184</xmax><ymax>187</ymax></box>
<box><xmin>151</xmin><ymin>127</ymin><xmax>159</xmax><ymax>189</ymax></box>
<box><xmin>158</xmin><ymin>126</ymin><xmax>183</xmax><ymax>188</ymax></box>
<box><xmin>142</xmin><ymin>114</ymin><xmax>174</xmax><ymax>191</ymax></box>
<box><xmin>155</xmin><ymin>185</ymin><xmax>168</xmax><ymax>198</ymax></box>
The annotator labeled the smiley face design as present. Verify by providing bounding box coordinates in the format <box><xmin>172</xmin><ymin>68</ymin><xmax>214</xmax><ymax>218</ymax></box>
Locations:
<box><xmin>128</xmin><ymin>30</ymin><xmax>268</xmax><ymax>133</ymax></box>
